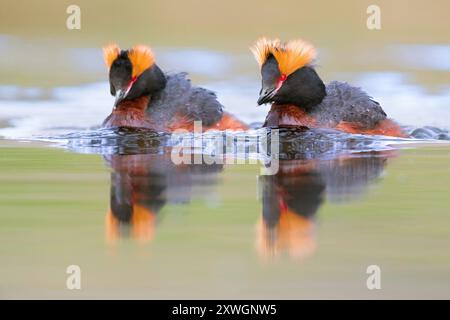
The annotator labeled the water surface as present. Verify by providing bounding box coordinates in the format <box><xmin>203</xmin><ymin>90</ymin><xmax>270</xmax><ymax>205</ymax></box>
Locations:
<box><xmin>1</xmin><ymin>139</ymin><xmax>449</xmax><ymax>299</ymax></box>
<box><xmin>0</xmin><ymin>0</ymin><xmax>449</xmax><ymax>299</ymax></box>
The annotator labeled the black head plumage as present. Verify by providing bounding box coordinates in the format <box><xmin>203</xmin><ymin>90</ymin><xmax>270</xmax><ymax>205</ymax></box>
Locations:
<box><xmin>103</xmin><ymin>44</ymin><xmax>167</xmax><ymax>107</ymax></box>
<box><xmin>251</xmin><ymin>38</ymin><xmax>326</xmax><ymax>109</ymax></box>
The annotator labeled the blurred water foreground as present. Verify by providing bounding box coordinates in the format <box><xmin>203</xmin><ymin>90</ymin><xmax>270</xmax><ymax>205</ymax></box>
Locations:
<box><xmin>0</xmin><ymin>0</ymin><xmax>449</xmax><ymax>299</ymax></box>
<box><xmin>0</xmin><ymin>125</ymin><xmax>450</xmax><ymax>298</ymax></box>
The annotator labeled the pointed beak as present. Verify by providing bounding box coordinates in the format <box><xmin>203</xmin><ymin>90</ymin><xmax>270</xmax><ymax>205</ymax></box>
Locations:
<box><xmin>113</xmin><ymin>77</ymin><xmax>137</xmax><ymax>109</ymax></box>
<box><xmin>114</xmin><ymin>89</ymin><xmax>127</xmax><ymax>109</ymax></box>
<box><xmin>257</xmin><ymin>87</ymin><xmax>277</xmax><ymax>105</ymax></box>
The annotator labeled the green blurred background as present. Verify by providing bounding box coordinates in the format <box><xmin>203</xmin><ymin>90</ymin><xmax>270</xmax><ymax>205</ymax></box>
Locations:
<box><xmin>1</xmin><ymin>0</ymin><xmax>449</xmax><ymax>86</ymax></box>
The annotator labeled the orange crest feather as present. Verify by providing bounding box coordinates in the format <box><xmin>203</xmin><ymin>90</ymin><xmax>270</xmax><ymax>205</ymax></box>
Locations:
<box><xmin>127</xmin><ymin>45</ymin><xmax>155</xmax><ymax>78</ymax></box>
<box><xmin>251</xmin><ymin>37</ymin><xmax>316</xmax><ymax>76</ymax></box>
<box><xmin>250</xmin><ymin>37</ymin><xmax>278</xmax><ymax>66</ymax></box>
<box><xmin>102</xmin><ymin>43</ymin><xmax>120</xmax><ymax>70</ymax></box>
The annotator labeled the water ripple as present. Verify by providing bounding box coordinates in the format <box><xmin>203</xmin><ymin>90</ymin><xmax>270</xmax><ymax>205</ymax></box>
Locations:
<box><xmin>33</xmin><ymin>126</ymin><xmax>448</xmax><ymax>160</ymax></box>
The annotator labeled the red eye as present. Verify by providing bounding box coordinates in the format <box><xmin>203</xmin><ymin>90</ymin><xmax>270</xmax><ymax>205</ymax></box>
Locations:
<box><xmin>128</xmin><ymin>76</ymin><xmax>137</xmax><ymax>87</ymax></box>
<box><xmin>125</xmin><ymin>76</ymin><xmax>137</xmax><ymax>94</ymax></box>
<box><xmin>276</xmin><ymin>74</ymin><xmax>287</xmax><ymax>90</ymax></box>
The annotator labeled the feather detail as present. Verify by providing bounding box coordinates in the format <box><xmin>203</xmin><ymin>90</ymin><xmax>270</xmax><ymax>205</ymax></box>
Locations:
<box><xmin>102</xmin><ymin>43</ymin><xmax>120</xmax><ymax>70</ymax></box>
<box><xmin>272</xmin><ymin>39</ymin><xmax>316</xmax><ymax>76</ymax></box>
<box><xmin>250</xmin><ymin>37</ymin><xmax>279</xmax><ymax>66</ymax></box>
<box><xmin>128</xmin><ymin>45</ymin><xmax>155</xmax><ymax>78</ymax></box>
<box><xmin>251</xmin><ymin>37</ymin><xmax>316</xmax><ymax>76</ymax></box>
